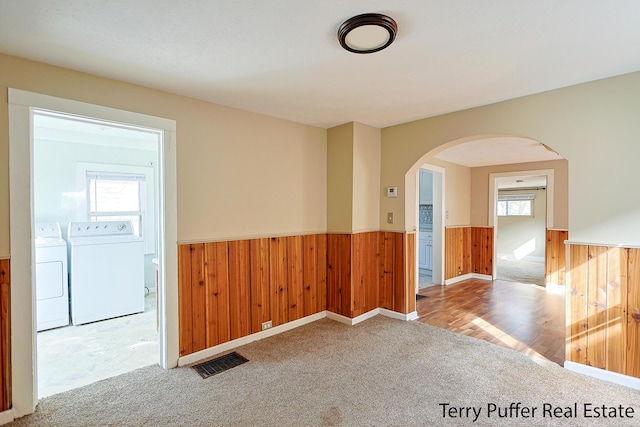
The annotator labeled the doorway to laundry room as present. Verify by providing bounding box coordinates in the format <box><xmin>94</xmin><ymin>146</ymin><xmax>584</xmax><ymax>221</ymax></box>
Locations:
<box><xmin>32</xmin><ymin>111</ymin><xmax>161</xmax><ymax>398</ymax></box>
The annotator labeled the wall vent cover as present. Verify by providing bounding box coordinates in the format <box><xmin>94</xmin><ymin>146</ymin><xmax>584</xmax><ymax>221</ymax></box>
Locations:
<box><xmin>192</xmin><ymin>352</ymin><xmax>248</xmax><ymax>379</ymax></box>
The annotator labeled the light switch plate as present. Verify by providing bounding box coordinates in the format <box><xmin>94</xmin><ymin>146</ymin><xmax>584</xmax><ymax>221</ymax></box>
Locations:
<box><xmin>387</xmin><ymin>212</ymin><xmax>394</xmax><ymax>224</ymax></box>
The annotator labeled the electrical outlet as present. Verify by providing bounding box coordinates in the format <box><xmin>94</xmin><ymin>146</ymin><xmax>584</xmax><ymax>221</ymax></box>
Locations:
<box><xmin>261</xmin><ymin>321</ymin><xmax>272</xmax><ymax>331</ymax></box>
<box><xmin>446</xmin><ymin>210</ymin><xmax>449</xmax><ymax>219</ymax></box>
<box><xmin>387</xmin><ymin>212</ymin><xmax>394</xmax><ymax>224</ymax></box>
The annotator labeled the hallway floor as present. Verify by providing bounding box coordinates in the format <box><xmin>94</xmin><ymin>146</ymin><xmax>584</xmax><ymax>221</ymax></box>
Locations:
<box><xmin>37</xmin><ymin>292</ymin><xmax>158</xmax><ymax>398</ymax></box>
<box><xmin>416</xmin><ymin>278</ymin><xmax>565</xmax><ymax>365</ymax></box>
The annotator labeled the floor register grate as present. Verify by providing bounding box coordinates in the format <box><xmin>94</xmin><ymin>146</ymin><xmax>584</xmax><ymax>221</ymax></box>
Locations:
<box><xmin>192</xmin><ymin>352</ymin><xmax>249</xmax><ymax>379</ymax></box>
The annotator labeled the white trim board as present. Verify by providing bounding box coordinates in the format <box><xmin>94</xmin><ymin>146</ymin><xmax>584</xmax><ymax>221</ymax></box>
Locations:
<box><xmin>179</xmin><ymin>312</ymin><xmax>326</xmax><ymax>367</ymax></box>
<box><xmin>0</xmin><ymin>409</ymin><xmax>15</xmax><ymax>426</ymax></box>
<box><xmin>564</xmin><ymin>361</ymin><xmax>640</xmax><ymax>391</ymax></box>
<box><xmin>179</xmin><ymin>308</ymin><xmax>418</xmax><ymax>366</ymax></box>
<box><xmin>8</xmin><ymin>88</ymin><xmax>179</xmax><ymax>418</ymax></box>
<box><xmin>444</xmin><ymin>273</ymin><xmax>492</xmax><ymax>285</ymax></box>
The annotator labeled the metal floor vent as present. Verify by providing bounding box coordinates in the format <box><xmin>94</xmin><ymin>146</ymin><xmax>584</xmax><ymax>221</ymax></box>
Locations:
<box><xmin>192</xmin><ymin>352</ymin><xmax>249</xmax><ymax>379</ymax></box>
<box><xmin>416</xmin><ymin>294</ymin><xmax>428</xmax><ymax>300</ymax></box>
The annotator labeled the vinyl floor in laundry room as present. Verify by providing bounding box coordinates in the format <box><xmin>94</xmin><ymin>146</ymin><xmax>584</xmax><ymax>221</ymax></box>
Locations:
<box><xmin>37</xmin><ymin>292</ymin><xmax>159</xmax><ymax>398</ymax></box>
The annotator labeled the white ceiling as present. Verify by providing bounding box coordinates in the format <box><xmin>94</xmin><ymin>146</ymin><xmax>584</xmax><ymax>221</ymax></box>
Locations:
<box><xmin>2</xmin><ymin>1</ymin><xmax>640</xmax><ymax>164</ymax></box>
<box><xmin>435</xmin><ymin>137</ymin><xmax>561</xmax><ymax>167</ymax></box>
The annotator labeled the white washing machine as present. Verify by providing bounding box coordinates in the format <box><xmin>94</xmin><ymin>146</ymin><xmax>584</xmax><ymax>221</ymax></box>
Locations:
<box><xmin>67</xmin><ymin>220</ymin><xmax>145</xmax><ymax>325</ymax></box>
<box><xmin>35</xmin><ymin>222</ymin><xmax>70</xmax><ymax>331</ymax></box>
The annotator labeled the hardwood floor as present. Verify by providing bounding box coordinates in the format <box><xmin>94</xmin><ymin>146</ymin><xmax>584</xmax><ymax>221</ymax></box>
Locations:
<box><xmin>416</xmin><ymin>278</ymin><xmax>565</xmax><ymax>365</ymax></box>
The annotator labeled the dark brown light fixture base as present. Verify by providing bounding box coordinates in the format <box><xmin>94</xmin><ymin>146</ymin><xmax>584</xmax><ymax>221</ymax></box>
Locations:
<box><xmin>338</xmin><ymin>13</ymin><xmax>398</xmax><ymax>54</ymax></box>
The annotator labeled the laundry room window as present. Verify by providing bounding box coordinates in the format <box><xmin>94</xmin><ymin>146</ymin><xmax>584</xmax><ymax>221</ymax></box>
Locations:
<box><xmin>87</xmin><ymin>171</ymin><xmax>146</xmax><ymax>236</ymax></box>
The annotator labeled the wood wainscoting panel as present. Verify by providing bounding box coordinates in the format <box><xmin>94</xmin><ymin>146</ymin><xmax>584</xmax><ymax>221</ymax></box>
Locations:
<box><xmin>249</xmin><ymin>238</ymin><xmax>270</xmax><ymax>334</ymax></box>
<box><xmin>228</xmin><ymin>240</ymin><xmax>252</xmax><ymax>341</ymax></box>
<box><xmin>445</xmin><ymin>227</ymin><xmax>471</xmax><ymax>280</ymax></box>
<box><xmin>178</xmin><ymin>244</ymin><xmax>206</xmax><ymax>356</ymax></box>
<box><xmin>627</xmin><ymin>248</ymin><xmax>640</xmax><ymax>378</ymax></box>
<box><xmin>404</xmin><ymin>233</ymin><xmax>416</xmax><ymax>314</ymax></box>
<box><xmin>302</xmin><ymin>235</ymin><xmax>318</xmax><ymax>317</ymax></box>
<box><xmin>471</xmin><ymin>227</ymin><xmax>493</xmax><ymax>276</ymax></box>
<box><xmin>567</xmin><ymin>244</ymin><xmax>588</xmax><ymax>365</ymax></box>
<box><xmin>379</xmin><ymin>232</ymin><xmax>396</xmax><ymax>310</ymax></box>
<box><xmin>316</xmin><ymin>234</ymin><xmax>328</xmax><ymax>313</ymax></box>
<box><xmin>327</xmin><ymin>234</ymin><xmax>352</xmax><ymax>317</ymax></box>
<box><xmin>586</xmin><ymin>245</ymin><xmax>607</xmax><ymax>370</ymax></box>
<box><xmin>351</xmin><ymin>232</ymin><xmax>380</xmax><ymax>318</ymax></box>
<box><xmin>287</xmin><ymin>236</ymin><xmax>304</xmax><ymax>322</ymax></box>
<box><xmin>546</xmin><ymin>229</ymin><xmax>568</xmax><ymax>286</ymax></box>
<box><xmin>205</xmin><ymin>242</ymin><xmax>231</xmax><ymax>348</ymax></box>
<box><xmin>178</xmin><ymin>232</ymin><xmax>414</xmax><ymax>356</ymax></box>
<box><xmin>178</xmin><ymin>234</ymin><xmax>328</xmax><ymax>356</ymax></box>
<box><xmin>269</xmin><ymin>237</ymin><xmax>288</xmax><ymax>327</ymax></box>
<box><xmin>606</xmin><ymin>247</ymin><xmax>627</xmax><ymax>374</ymax></box>
<box><xmin>0</xmin><ymin>258</ymin><xmax>11</xmax><ymax>411</ymax></box>
<box><xmin>566</xmin><ymin>243</ymin><xmax>640</xmax><ymax>380</ymax></box>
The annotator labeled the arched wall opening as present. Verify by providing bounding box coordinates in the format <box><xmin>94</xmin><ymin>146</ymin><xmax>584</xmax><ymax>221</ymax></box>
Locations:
<box><xmin>402</xmin><ymin>134</ymin><xmax>568</xmax><ymax>290</ymax></box>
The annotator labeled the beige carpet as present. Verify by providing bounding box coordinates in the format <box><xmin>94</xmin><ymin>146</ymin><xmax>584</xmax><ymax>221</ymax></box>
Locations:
<box><xmin>497</xmin><ymin>258</ymin><xmax>545</xmax><ymax>287</ymax></box>
<box><xmin>10</xmin><ymin>316</ymin><xmax>640</xmax><ymax>426</ymax></box>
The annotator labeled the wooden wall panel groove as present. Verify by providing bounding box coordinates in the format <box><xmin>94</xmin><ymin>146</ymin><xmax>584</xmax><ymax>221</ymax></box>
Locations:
<box><xmin>249</xmin><ymin>238</ymin><xmax>270</xmax><ymax>334</ymax></box>
<box><xmin>365</xmin><ymin>232</ymin><xmax>380</xmax><ymax>313</ymax></box>
<box><xmin>326</xmin><ymin>234</ymin><xmax>343</xmax><ymax>315</ymax></box>
<box><xmin>269</xmin><ymin>237</ymin><xmax>288</xmax><ymax>327</ymax></box>
<box><xmin>228</xmin><ymin>240</ymin><xmax>251</xmax><ymax>340</ymax></box>
<box><xmin>379</xmin><ymin>232</ymin><xmax>395</xmax><ymax>310</ymax></box>
<box><xmin>351</xmin><ymin>234</ymin><xmax>365</xmax><ymax>318</ymax></box>
<box><xmin>205</xmin><ymin>242</ymin><xmax>230</xmax><ymax>347</ymax></box>
<box><xmin>316</xmin><ymin>234</ymin><xmax>328</xmax><ymax>313</ymax></box>
<box><xmin>302</xmin><ymin>235</ymin><xmax>318</xmax><ymax>317</ymax></box>
<box><xmin>546</xmin><ymin>229</ymin><xmax>568</xmax><ymax>286</ymax></box>
<box><xmin>0</xmin><ymin>259</ymin><xmax>11</xmax><ymax>411</ymax></box>
<box><xmin>287</xmin><ymin>236</ymin><xmax>304</xmax><ymax>322</ymax></box>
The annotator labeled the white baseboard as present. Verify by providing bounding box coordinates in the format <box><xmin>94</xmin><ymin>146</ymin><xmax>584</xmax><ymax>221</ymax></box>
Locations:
<box><xmin>0</xmin><ymin>409</ymin><xmax>15</xmax><ymax>425</ymax></box>
<box><xmin>178</xmin><ymin>311</ymin><xmax>326</xmax><ymax>366</ymax></box>
<box><xmin>326</xmin><ymin>309</ymin><xmax>378</xmax><ymax>326</ymax></box>
<box><xmin>445</xmin><ymin>273</ymin><xmax>493</xmax><ymax>285</ymax></box>
<box><xmin>564</xmin><ymin>361</ymin><xmax>640</xmax><ymax>391</ymax></box>
<box><xmin>179</xmin><ymin>307</ymin><xmax>418</xmax><ymax>367</ymax></box>
<box><xmin>444</xmin><ymin>273</ymin><xmax>472</xmax><ymax>285</ymax></box>
<box><xmin>380</xmin><ymin>308</ymin><xmax>418</xmax><ymax>321</ymax></box>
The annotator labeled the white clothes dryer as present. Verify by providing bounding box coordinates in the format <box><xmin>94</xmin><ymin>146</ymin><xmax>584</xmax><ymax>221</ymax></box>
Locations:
<box><xmin>34</xmin><ymin>222</ymin><xmax>70</xmax><ymax>331</ymax></box>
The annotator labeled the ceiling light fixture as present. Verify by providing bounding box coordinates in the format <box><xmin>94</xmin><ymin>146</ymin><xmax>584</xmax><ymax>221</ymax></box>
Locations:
<box><xmin>338</xmin><ymin>13</ymin><xmax>398</xmax><ymax>54</ymax></box>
